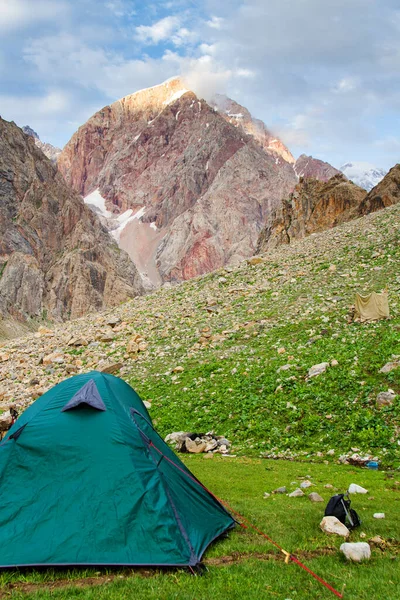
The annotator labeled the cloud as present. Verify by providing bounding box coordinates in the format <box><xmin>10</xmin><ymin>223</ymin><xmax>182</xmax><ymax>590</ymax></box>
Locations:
<box><xmin>0</xmin><ymin>0</ymin><xmax>69</xmax><ymax>32</ymax></box>
<box><xmin>135</xmin><ymin>16</ymin><xmax>181</xmax><ymax>44</ymax></box>
<box><xmin>2</xmin><ymin>0</ymin><xmax>400</xmax><ymax>168</ymax></box>
<box><xmin>206</xmin><ymin>16</ymin><xmax>224</xmax><ymax>30</ymax></box>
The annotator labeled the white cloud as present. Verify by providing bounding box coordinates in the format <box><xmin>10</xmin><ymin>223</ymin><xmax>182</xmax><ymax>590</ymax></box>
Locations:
<box><xmin>0</xmin><ymin>0</ymin><xmax>69</xmax><ymax>32</ymax></box>
<box><xmin>335</xmin><ymin>77</ymin><xmax>359</xmax><ymax>93</ymax></box>
<box><xmin>135</xmin><ymin>16</ymin><xmax>181</xmax><ymax>44</ymax></box>
<box><xmin>2</xmin><ymin>0</ymin><xmax>400</xmax><ymax>168</ymax></box>
<box><xmin>171</xmin><ymin>27</ymin><xmax>198</xmax><ymax>47</ymax></box>
<box><xmin>206</xmin><ymin>16</ymin><xmax>224</xmax><ymax>30</ymax></box>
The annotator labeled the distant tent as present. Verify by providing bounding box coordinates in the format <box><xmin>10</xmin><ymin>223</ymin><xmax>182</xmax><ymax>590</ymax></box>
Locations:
<box><xmin>0</xmin><ymin>372</ymin><xmax>234</xmax><ymax>567</ymax></box>
<box><xmin>354</xmin><ymin>290</ymin><xmax>390</xmax><ymax>322</ymax></box>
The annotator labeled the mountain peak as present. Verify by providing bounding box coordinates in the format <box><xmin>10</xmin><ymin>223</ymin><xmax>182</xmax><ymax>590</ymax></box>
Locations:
<box><xmin>22</xmin><ymin>125</ymin><xmax>39</xmax><ymax>140</ymax></box>
<box><xmin>210</xmin><ymin>94</ymin><xmax>295</xmax><ymax>164</ymax></box>
<box><xmin>340</xmin><ymin>161</ymin><xmax>387</xmax><ymax>191</ymax></box>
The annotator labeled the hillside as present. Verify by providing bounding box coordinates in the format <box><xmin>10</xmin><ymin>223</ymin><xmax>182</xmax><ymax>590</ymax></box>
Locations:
<box><xmin>0</xmin><ymin>117</ymin><xmax>143</xmax><ymax>334</ymax></box>
<box><xmin>1</xmin><ymin>202</ymin><xmax>399</xmax><ymax>465</ymax></box>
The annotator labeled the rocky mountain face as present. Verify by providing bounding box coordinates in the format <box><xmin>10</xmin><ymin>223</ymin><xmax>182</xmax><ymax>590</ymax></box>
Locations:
<box><xmin>340</xmin><ymin>162</ymin><xmax>387</xmax><ymax>192</ymax></box>
<box><xmin>22</xmin><ymin>126</ymin><xmax>62</xmax><ymax>164</ymax></box>
<box><xmin>0</xmin><ymin>117</ymin><xmax>143</xmax><ymax>328</ymax></box>
<box><xmin>257</xmin><ymin>174</ymin><xmax>367</xmax><ymax>251</ymax></box>
<box><xmin>58</xmin><ymin>77</ymin><xmax>297</xmax><ymax>284</ymax></box>
<box><xmin>210</xmin><ymin>94</ymin><xmax>295</xmax><ymax>165</ymax></box>
<box><xmin>294</xmin><ymin>154</ymin><xmax>342</xmax><ymax>182</ymax></box>
<box><xmin>358</xmin><ymin>164</ymin><xmax>400</xmax><ymax>215</ymax></box>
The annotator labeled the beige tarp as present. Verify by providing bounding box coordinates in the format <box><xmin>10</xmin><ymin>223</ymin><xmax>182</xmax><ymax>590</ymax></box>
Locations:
<box><xmin>354</xmin><ymin>290</ymin><xmax>390</xmax><ymax>322</ymax></box>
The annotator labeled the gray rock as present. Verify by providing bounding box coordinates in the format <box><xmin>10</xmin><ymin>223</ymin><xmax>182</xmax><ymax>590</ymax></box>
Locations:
<box><xmin>288</xmin><ymin>488</ymin><xmax>304</xmax><ymax>497</ymax></box>
<box><xmin>307</xmin><ymin>362</ymin><xmax>330</xmax><ymax>378</ymax></box>
<box><xmin>376</xmin><ymin>389</ymin><xmax>396</xmax><ymax>407</ymax></box>
<box><xmin>273</xmin><ymin>486</ymin><xmax>287</xmax><ymax>494</ymax></box>
<box><xmin>300</xmin><ymin>480</ymin><xmax>313</xmax><ymax>489</ymax></box>
<box><xmin>379</xmin><ymin>360</ymin><xmax>400</xmax><ymax>374</ymax></box>
<box><xmin>340</xmin><ymin>542</ymin><xmax>371</xmax><ymax>562</ymax></box>
<box><xmin>309</xmin><ymin>492</ymin><xmax>324</xmax><ymax>502</ymax></box>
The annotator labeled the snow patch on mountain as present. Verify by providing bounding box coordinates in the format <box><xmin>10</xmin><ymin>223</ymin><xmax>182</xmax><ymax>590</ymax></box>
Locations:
<box><xmin>84</xmin><ymin>189</ymin><xmax>112</xmax><ymax>218</ymax></box>
<box><xmin>340</xmin><ymin>162</ymin><xmax>387</xmax><ymax>191</ymax></box>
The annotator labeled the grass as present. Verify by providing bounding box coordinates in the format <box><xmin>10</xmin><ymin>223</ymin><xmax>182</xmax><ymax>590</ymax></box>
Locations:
<box><xmin>0</xmin><ymin>458</ymin><xmax>398</xmax><ymax>599</ymax></box>
<box><xmin>123</xmin><ymin>207</ymin><xmax>400</xmax><ymax>465</ymax></box>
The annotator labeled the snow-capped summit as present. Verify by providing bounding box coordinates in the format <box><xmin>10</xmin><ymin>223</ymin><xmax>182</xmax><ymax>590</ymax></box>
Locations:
<box><xmin>340</xmin><ymin>162</ymin><xmax>387</xmax><ymax>192</ymax></box>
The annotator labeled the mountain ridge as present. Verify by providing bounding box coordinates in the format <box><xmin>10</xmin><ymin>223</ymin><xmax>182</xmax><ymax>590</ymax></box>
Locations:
<box><xmin>58</xmin><ymin>77</ymin><xmax>298</xmax><ymax>285</ymax></box>
<box><xmin>0</xmin><ymin>117</ymin><xmax>143</xmax><ymax>332</ymax></box>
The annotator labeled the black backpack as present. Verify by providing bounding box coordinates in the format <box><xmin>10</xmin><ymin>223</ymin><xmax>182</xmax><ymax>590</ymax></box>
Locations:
<box><xmin>324</xmin><ymin>493</ymin><xmax>361</xmax><ymax>530</ymax></box>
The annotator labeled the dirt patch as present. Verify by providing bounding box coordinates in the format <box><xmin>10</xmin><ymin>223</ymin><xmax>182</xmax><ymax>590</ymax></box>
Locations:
<box><xmin>0</xmin><ymin>569</ymin><xmax>154</xmax><ymax>599</ymax></box>
<box><xmin>204</xmin><ymin>547</ymin><xmax>338</xmax><ymax>566</ymax></box>
<box><xmin>1</xmin><ymin>543</ymin><xmax>398</xmax><ymax>597</ymax></box>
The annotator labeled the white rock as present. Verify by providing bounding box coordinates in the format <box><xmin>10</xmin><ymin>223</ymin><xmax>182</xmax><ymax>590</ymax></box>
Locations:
<box><xmin>320</xmin><ymin>516</ymin><xmax>350</xmax><ymax>537</ymax></box>
<box><xmin>300</xmin><ymin>480</ymin><xmax>313</xmax><ymax>489</ymax></box>
<box><xmin>164</xmin><ymin>431</ymin><xmax>187</xmax><ymax>444</ymax></box>
<box><xmin>373</xmin><ymin>513</ymin><xmax>385</xmax><ymax>519</ymax></box>
<box><xmin>307</xmin><ymin>362</ymin><xmax>330</xmax><ymax>378</ymax></box>
<box><xmin>340</xmin><ymin>542</ymin><xmax>371</xmax><ymax>562</ymax></box>
<box><xmin>288</xmin><ymin>488</ymin><xmax>304</xmax><ymax>497</ymax></box>
<box><xmin>348</xmin><ymin>483</ymin><xmax>368</xmax><ymax>494</ymax></box>
<box><xmin>143</xmin><ymin>400</ymin><xmax>152</xmax><ymax>409</ymax></box>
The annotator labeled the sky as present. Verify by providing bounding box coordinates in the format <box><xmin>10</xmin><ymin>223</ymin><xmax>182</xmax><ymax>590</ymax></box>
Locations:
<box><xmin>1</xmin><ymin>0</ymin><xmax>399</xmax><ymax>169</ymax></box>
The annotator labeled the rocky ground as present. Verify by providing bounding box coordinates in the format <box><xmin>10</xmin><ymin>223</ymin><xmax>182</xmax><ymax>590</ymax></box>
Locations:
<box><xmin>0</xmin><ymin>203</ymin><xmax>399</xmax><ymax>463</ymax></box>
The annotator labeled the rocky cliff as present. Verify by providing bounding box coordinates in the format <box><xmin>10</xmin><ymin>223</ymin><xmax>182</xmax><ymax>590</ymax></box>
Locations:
<box><xmin>358</xmin><ymin>164</ymin><xmax>400</xmax><ymax>215</ymax></box>
<box><xmin>22</xmin><ymin>126</ymin><xmax>62</xmax><ymax>164</ymax></box>
<box><xmin>0</xmin><ymin>118</ymin><xmax>143</xmax><ymax>325</ymax></box>
<box><xmin>210</xmin><ymin>94</ymin><xmax>295</xmax><ymax>165</ymax></box>
<box><xmin>58</xmin><ymin>77</ymin><xmax>297</xmax><ymax>283</ymax></box>
<box><xmin>257</xmin><ymin>174</ymin><xmax>367</xmax><ymax>251</ymax></box>
<box><xmin>294</xmin><ymin>154</ymin><xmax>342</xmax><ymax>182</ymax></box>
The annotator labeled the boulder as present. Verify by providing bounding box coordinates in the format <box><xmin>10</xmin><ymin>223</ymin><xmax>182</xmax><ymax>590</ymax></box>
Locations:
<box><xmin>100</xmin><ymin>363</ymin><xmax>123</xmax><ymax>374</ymax></box>
<box><xmin>376</xmin><ymin>390</ymin><xmax>396</xmax><ymax>407</ymax></box>
<box><xmin>288</xmin><ymin>488</ymin><xmax>304</xmax><ymax>497</ymax></box>
<box><xmin>273</xmin><ymin>486</ymin><xmax>287</xmax><ymax>494</ymax></box>
<box><xmin>379</xmin><ymin>359</ymin><xmax>400</xmax><ymax>374</ymax></box>
<box><xmin>309</xmin><ymin>492</ymin><xmax>324</xmax><ymax>502</ymax></box>
<box><xmin>340</xmin><ymin>542</ymin><xmax>371</xmax><ymax>562</ymax></box>
<box><xmin>320</xmin><ymin>516</ymin><xmax>350</xmax><ymax>537</ymax></box>
<box><xmin>348</xmin><ymin>483</ymin><xmax>368</xmax><ymax>494</ymax></box>
<box><xmin>0</xmin><ymin>411</ymin><xmax>13</xmax><ymax>432</ymax></box>
<box><xmin>300</xmin><ymin>480</ymin><xmax>313</xmax><ymax>489</ymax></box>
<box><xmin>185</xmin><ymin>438</ymin><xmax>207</xmax><ymax>454</ymax></box>
<box><xmin>307</xmin><ymin>362</ymin><xmax>330</xmax><ymax>378</ymax></box>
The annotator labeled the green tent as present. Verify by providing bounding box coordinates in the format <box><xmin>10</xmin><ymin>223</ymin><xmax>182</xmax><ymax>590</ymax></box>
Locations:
<box><xmin>0</xmin><ymin>371</ymin><xmax>234</xmax><ymax>567</ymax></box>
